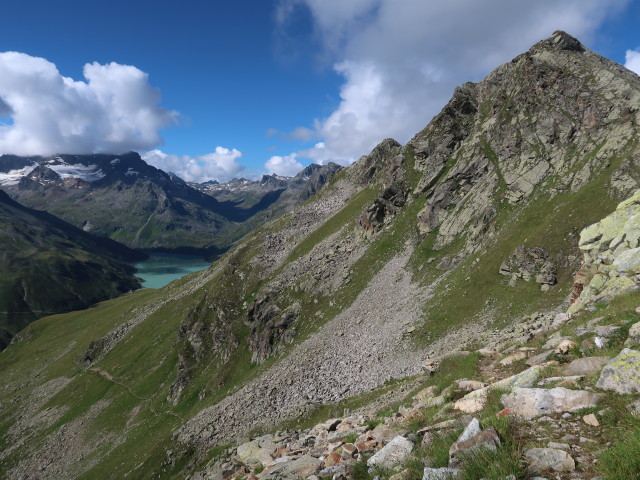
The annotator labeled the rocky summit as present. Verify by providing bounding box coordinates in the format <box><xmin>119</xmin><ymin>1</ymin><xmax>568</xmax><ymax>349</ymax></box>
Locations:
<box><xmin>3</xmin><ymin>30</ymin><xmax>640</xmax><ymax>480</ymax></box>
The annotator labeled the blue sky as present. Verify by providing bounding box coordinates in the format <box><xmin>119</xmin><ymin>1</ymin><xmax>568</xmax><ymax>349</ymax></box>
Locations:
<box><xmin>0</xmin><ymin>0</ymin><xmax>639</xmax><ymax>181</ymax></box>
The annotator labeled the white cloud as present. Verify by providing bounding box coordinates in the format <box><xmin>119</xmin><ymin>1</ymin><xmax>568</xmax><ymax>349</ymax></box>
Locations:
<box><xmin>142</xmin><ymin>147</ymin><xmax>244</xmax><ymax>183</ymax></box>
<box><xmin>0</xmin><ymin>51</ymin><xmax>177</xmax><ymax>156</ymax></box>
<box><xmin>298</xmin><ymin>141</ymin><xmax>351</xmax><ymax>165</ymax></box>
<box><xmin>626</xmin><ymin>49</ymin><xmax>640</xmax><ymax>75</ymax></box>
<box><xmin>278</xmin><ymin>0</ymin><xmax>630</xmax><ymax>163</ymax></box>
<box><xmin>264</xmin><ymin>153</ymin><xmax>304</xmax><ymax>176</ymax></box>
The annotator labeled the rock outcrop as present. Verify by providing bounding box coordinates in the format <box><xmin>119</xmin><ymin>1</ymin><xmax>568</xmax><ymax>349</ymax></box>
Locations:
<box><xmin>570</xmin><ymin>190</ymin><xmax>640</xmax><ymax>313</ymax></box>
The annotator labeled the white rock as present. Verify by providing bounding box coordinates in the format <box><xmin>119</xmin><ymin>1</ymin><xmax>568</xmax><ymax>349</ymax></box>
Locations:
<box><xmin>367</xmin><ymin>435</ymin><xmax>414</xmax><ymax>470</ymax></box>
<box><xmin>501</xmin><ymin>387</ymin><xmax>603</xmax><ymax>419</ymax></box>
<box><xmin>422</xmin><ymin>467</ymin><xmax>461</xmax><ymax>480</ymax></box>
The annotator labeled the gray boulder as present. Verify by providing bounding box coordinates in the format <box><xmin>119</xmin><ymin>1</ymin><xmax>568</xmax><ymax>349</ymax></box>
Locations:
<box><xmin>597</xmin><ymin>349</ymin><xmax>640</xmax><ymax>393</ymax></box>
<box><xmin>563</xmin><ymin>356</ymin><xmax>610</xmax><ymax>375</ymax></box>
<box><xmin>422</xmin><ymin>467</ymin><xmax>461</xmax><ymax>480</ymax></box>
<box><xmin>626</xmin><ymin>321</ymin><xmax>640</xmax><ymax>346</ymax></box>
<box><xmin>501</xmin><ymin>387</ymin><xmax>602</xmax><ymax>419</ymax></box>
<box><xmin>524</xmin><ymin>447</ymin><xmax>575</xmax><ymax>474</ymax></box>
<box><xmin>367</xmin><ymin>435</ymin><xmax>414</xmax><ymax>470</ymax></box>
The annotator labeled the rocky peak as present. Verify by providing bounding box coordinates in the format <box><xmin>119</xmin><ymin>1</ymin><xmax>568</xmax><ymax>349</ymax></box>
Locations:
<box><xmin>541</xmin><ymin>30</ymin><xmax>586</xmax><ymax>53</ymax></box>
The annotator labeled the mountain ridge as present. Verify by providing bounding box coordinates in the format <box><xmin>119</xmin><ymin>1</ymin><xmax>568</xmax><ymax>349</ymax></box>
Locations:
<box><xmin>0</xmin><ymin>189</ymin><xmax>145</xmax><ymax>349</ymax></box>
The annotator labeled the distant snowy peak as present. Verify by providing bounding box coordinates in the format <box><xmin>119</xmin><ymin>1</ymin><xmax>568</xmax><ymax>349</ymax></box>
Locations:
<box><xmin>0</xmin><ymin>161</ymin><xmax>105</xmax><ymax>185</ymax></box>
<box><xmin>0</xmin><ymin>164</ymin><xmax>37</xmax><ymax>186</ymax></box>
<box><xmin>0</xmin><ymin>152</ymin><xmax>169</xmax><ymax>187</ymax></box>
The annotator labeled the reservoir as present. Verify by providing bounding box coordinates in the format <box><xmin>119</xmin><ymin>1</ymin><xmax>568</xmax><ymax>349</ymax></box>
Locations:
<box><xmin>134</xmin><ymin>253</ymin><xmax>210</xmax><ymax>289</ymax></box>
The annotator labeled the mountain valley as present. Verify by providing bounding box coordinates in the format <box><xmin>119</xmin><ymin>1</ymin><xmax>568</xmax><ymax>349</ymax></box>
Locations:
<box><xmin>2</xmin><ymin>30</ymin><xmax>640</xmax><ymax>480</ymax></box>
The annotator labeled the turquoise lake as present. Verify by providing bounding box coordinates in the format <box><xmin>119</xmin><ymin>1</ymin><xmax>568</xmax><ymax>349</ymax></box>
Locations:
<box><xmin>134</xmin><ymin>253</ymin><xmax>210</xmax><ymax>289</ymax></box>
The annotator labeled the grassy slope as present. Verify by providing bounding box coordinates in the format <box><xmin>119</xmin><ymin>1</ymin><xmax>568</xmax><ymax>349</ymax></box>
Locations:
<box><xmin>0</xmin><ymin>136</ymin><xmax>636</xmax><ymax>478</ymax></box>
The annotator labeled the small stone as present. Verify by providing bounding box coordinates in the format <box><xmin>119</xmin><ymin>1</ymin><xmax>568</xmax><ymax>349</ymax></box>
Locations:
<box><xmin>626</xmin><ymin>321</ymin><xmax>640</xmax><ymax>346</ymax></box>
<box><xmin>324</xmin><ymin>451</ymin><xmax>342</xmax><ymax>468</ymax></box>
<box><xmin>341</xmin><ymin>443</ymin><xmax>357</xmax><ymax>457</ymax></box>
<box><xmin>449</xmin><ymin>426</ymin><xmax>500</xmax><ymax>468</ymax></box>
<box><xmin>583</xmin><ymin>413</ymin><xmax>600</xmax><ymax>426</ymax></box>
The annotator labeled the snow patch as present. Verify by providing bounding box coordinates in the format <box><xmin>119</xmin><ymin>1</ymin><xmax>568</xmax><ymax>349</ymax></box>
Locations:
<box><xmin>110</xmin><ymin>158</ymin><xmax>120</xmax><ymax>165</ymax></box>
<box><xmin>125</xmin><ymin>168</ymin><xmax>139</xmax><ymax>176</ymax></box>
<box><xmin>0</xmin><ymin>165</ymin><xmax>36</xmax><ymax>185</ymax></box>
<box><xmin>49</xmin><ymin>163</ymin><xmax>105</xmax><ymax>182</ymax></box>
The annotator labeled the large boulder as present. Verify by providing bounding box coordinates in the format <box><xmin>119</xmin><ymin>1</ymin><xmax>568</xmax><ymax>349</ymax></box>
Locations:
<box><xmin>454</xmin><ymin>365</ymin><xmax>545</xmax><ymax>413</ymax></box>
<box><xmin>235</xmin><ymin>437</ymin><xmax>275</xmax><ymax>465</ymax></box>
<box><xmin>367</xmin><ymin>435</ymin><xmax>414</xmax><ymax>470</ymax></box>
<box><xmin>597</xmin><ymin>349</ymin><xmax>640</xmax><ymax>393</ymax></box>
<box><xmin>563</xmin><ymin>356</ymin><xmax>610</xmax><ymax>375</ymax></box>
<box><xmin>501</xmin><ymin>387</ymin><xmax>603</xmax><ymax>419</ymax></box>
<box><xmin>524</xmin><ymin>447</ymin><xmax>575</xmax><ymax>474</ymax></box>
<box><xmin>569</xmin><ymin>190</ymin><xmax>640</xmax><ymax>313</ymax></box>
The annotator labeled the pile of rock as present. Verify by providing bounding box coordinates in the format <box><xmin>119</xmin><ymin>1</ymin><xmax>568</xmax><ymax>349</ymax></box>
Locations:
<box><xmin>499</xmin><ymin>246</ymin><xmax>557</xmax><ymax>291</ymax></box>
<box><xmin>569</xmin><ymin>189</ymin><xmax>640</xmax><ymax>313</ymax></box>
<box><xmin>193</xmin><ymin>311</ymin><xmax>640</xmax><ymax>480</ymax></box>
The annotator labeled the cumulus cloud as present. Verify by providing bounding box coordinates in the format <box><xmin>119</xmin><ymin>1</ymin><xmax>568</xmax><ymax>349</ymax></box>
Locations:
<box><xmin>626</xmin><ymin>49</ymin><xmax>640</xmax><ymax>75</ymax></box>
<box><xmin>142</xmin><ymin>147</ymin><xmax>244</xmax><ymax>183</ymax></box>
<box><xmin>0</xmin><ymin>51</ymin><xmax>177</xmax><ymax>156</ymax></box>
<box><xmin>277</xmin><ymin>0</ymin><xmax>629</xmax><ymax>163</ymax></box>
<box><xmin>265</xmin><ymin>153</ymin><xmax>304</xmax><ymax>176</ymax></box>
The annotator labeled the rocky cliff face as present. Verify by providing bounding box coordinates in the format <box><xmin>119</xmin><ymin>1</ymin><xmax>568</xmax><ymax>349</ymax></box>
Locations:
<box><xmin>410</xmin><ymin>30</ymin><xmax>640</xmax><ymax>255</ymax></box>
<box><xmin>2</xmin><ymin>31</ymin><xmax>640</xmax><ymax>479</ymax></box>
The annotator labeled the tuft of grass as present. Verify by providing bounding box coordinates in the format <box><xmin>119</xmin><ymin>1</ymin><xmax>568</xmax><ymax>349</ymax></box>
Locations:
<box><xmin>428</xmin><ymin>428</ymin><xmax>463</xmax><ymax>468</ymax></box>
<box><xmin>599</xmin><ymin>431</ymin><xmax>640</xmax><ymax>479</ymax></box>
<box><xmin>343</xmin><ymin>433</ymin><xmax>359</xmax><ymax>444</ymax></box>
<box><xmin>349</xmin><ymin>454</ymin><xmax>374</xmax><ymax>480</ymax></box>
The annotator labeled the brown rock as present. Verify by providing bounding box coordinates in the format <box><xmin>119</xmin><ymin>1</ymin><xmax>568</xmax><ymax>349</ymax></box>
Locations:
<box><xmin>324</xmin><ymin>451</ymin><xmax>342</xmax><ymax>468</ymax></box>
<box><xmin>356</xmin><ymin>440</ymin><xmax>376</xmax><ymax>453</ymax></box>
<box><xmin>583</xmin><ymin>413</ymin><xmax>600</xmax><ymax>426</ymax></box>
<box><xmin>557</xmin><ymin>379</ymin><xmax>579</xmax><ymax>389</ymax></box>
<box><xmin>341</xmin><ymin>443</ymin><xmax>357</xmax><ymax>457</ymax></box>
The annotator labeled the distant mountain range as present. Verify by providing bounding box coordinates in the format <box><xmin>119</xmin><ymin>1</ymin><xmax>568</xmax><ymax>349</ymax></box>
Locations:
<box><xmin>0</xmin><ymin>153</ymin><xmax>342</xmax><ymax>257</ymax></box>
